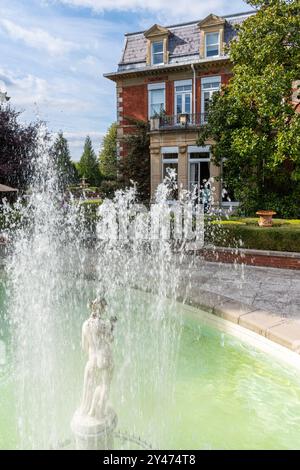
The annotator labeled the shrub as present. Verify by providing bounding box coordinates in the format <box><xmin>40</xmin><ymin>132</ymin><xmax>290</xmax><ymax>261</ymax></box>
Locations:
<box><xmin>208</xmin><ymin>222</ymin><xmax>300</xmax><ymax>252</ymax></box>
<box><xmin>78</xmin><ymin>199</ymin><xmax>102</xmax><ymax>234</ymax></box>
<box><xmin>99</xmin><ymin>180</ymin><xmax>121</xmax><ymax>198</ymax></box>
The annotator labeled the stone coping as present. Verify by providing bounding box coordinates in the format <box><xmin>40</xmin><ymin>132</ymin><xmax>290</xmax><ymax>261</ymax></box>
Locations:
<box><xmin>179</xmin><ymin>289</ymin><xmax>300</xmax><ymax>355</ymax></box>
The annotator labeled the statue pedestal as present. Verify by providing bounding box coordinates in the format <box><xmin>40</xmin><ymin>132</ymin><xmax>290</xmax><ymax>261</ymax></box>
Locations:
<box><xmin>71</xmin><ymin>407</ymin><xmax>117</xmax><ymax>450</ymax></box>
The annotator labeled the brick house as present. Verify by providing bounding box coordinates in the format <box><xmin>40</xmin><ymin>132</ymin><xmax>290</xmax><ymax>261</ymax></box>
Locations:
<box><xmin>105</xmin><ymin>11</ymin><xmax>255</xmax><ymax>205</ymax></box>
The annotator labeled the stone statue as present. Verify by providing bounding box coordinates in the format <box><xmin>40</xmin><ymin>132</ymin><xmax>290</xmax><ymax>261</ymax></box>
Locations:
<box><xmin>71</xmin><ymin>298</ymin><xmax>117</xmax><ymax>449</ymax></box>
<box><xmin>80</xmin><ymin>298</ymin><xmax>117</xmax><ymax>420</ymax></box>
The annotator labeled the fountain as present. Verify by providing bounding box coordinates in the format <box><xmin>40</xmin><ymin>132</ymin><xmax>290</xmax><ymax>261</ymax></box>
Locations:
<box><xmin>2</xmin><ymin>126</ymin><xmax>300</xmax><ymax>450</ymax></box>
<box><xmin>2</xmin><ymin>128</ymin><xmax>186</xmax><ymax>449</ymax></box>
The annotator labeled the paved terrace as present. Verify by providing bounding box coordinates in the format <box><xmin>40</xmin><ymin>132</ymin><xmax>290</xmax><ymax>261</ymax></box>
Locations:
<box><xmin>2</xmin><ymin>243</ymin><xmax>300</xmax><ymax>353</ymax></box>
<box><xmin>176</xmin><ymin>256</ymin><xmax>300</xmax><ymax>353</ymax></box>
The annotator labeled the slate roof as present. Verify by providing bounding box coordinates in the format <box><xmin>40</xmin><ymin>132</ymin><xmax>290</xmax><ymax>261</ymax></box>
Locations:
<box><xmin>118</xmin><ymin>11</ymin><xmax>255</xmax><ymax>71</ymax></box>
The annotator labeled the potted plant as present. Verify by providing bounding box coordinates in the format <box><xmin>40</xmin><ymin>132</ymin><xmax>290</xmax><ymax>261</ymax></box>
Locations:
<box><xmin>149</xmin><ymin>109</ymin><xmax>166</xmax><ymax>131</ymax></box>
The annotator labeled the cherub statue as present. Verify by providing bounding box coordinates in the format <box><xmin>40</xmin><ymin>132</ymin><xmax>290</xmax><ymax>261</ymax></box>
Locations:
<box><xmin>79</xmin><ymin>297</ymin><xmax>117</xmax><ymax>421</ymax></box>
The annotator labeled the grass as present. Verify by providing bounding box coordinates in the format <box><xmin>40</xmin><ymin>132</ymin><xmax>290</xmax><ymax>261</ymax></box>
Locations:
<box><xmin>228</xmin><ymin>217</ymin><xmax>300</xmax><ymax>227</ymax></box>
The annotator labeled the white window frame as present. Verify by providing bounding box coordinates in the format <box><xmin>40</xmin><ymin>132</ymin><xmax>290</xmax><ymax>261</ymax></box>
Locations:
<box><xmin>161</xmin><ymin>148</ymin><xmax>179</xmax><ymax>201</ymax></box>
<box><xmin>205</xmin><ymin>31</ymin><xmax>220</xmax><ymax>58</ymax></box>
<box><xmin>201</xmin><ymin>76</ymin><xmax>221</xmax><ymax>121</ymax></box>
<box><xmin>188</xmin><ymin>145</ymin><xmax>210</xmax><ymax>154</ymax></box>
<box><xmin>148</xmin><ymin>82</ymin><xmax>165</xmax><ymax>119</ymax></box>
<box><xmin>161</xmin><ymin>147</ymin><xmax>179</xmax><ymax>177</ymax></box>
<box><xmin>151</xmin><ymin>41</ymin><xmax>164</xmax><ymax>65</ymax></box>
<box><xmin>188</xmin><ymin>146</ymin><xmax>210</xmax><ymax>192</ymax></box>
<box><xmin>161</xmin><ymin>146</ymin><xmax>179</xmax><ymax>154</ymax></box>
<box><xmin>174</xmin><ymin>79</ymin><xmax>192</xmax><ymax>117</ymax></box>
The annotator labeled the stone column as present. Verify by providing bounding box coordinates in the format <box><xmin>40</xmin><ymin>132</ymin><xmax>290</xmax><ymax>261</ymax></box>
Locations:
<box><xmin>210</xmin><ymin>160</ymin><xmax>221</xmax><ymax>208</ymax></box>
<box><xmin>178</xmin><ymin>145</ymin><xmax>188</xmax><ymax>196</ymax></box>
<box><xmin>150</xmin><ymin>145</ymin><xmax>161</xmax><ymax>200</ymax></box>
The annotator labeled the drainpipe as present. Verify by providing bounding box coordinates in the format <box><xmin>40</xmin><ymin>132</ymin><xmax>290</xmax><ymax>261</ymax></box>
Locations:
<box><xmin>191</xmin><ymin>64</ymin><xmax>196</xmax><ymax>115</ymax></box>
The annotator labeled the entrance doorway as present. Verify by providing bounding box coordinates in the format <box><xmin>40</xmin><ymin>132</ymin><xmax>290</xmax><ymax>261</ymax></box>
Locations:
<box><xmin>161</xmin><ymin>149</ymin><xmax>178</xmax><ymax>200</ymax></box>
<box><xmin>188</xmin><ymin>147</ymin><xmax>210</xmax><ymax>206</ymax></box>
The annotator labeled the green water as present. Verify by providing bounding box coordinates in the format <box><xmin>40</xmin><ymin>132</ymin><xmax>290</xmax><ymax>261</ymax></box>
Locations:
<box><xmin>1</xmin><ymin>283</ymin><xmax>300</xmax><ymax>450</ymax></box>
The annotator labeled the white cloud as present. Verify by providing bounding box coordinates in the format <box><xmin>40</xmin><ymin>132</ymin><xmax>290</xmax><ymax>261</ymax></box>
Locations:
<box><xmin>0</xmin><ymin>68</ymin><xmax>49</xmax><ymax>105</ymax></box>
<box><xmin>0</xmin><ymin>18</ymin><xmax>76</xmax><ymax>56</ymax></box>
<box><xmin>0</xmin><ymin>68</ymin><xmax>90</xmax><ymax>112</ymax></box>
<box><xmin>0</xmin><ymin>0</ymin><xmax>250</xmax><ymax>161</ymax></box>
<box><xmin>56</xmin><ymin>0</ymin><xmax>250</xmax><ymax>22</ymax></box>
<box><xmin>64</xmin><ymin>131</ymin><xmax>104</xmax><ymax>141</ymax></box>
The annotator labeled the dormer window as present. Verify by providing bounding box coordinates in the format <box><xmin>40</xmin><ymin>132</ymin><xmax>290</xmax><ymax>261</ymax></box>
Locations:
<box><xmin>152</xmin><ymin>41</ymin><xmax>164</xmax><ymax>65</ymax></box>
<box><xmin>198</xmin><ymin>14</ymin><xmax>225</xmax><ymax>60</ymax></box>
<box><xmin>205</xmin><ymin>32</ymin><xmax>220</xmax><ymax>57</ymax></box>
<box><xmin>144</xmin><ymin>24</ymin><xmax>169</xmax><ymax>66</ymax></box>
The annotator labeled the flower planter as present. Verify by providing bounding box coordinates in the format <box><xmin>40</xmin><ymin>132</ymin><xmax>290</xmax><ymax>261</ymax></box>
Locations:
<box><xmin>150</xmin><ymin>117</ymin><xmax>160</xmax><ymax>131</ymax></box>
<box><xmin>256</xmin><ymin>210</ymin><xmax>277</xmax><ymax>227</ymax></box>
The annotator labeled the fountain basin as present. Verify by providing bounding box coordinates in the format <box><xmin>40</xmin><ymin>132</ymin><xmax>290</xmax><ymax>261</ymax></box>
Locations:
<box><xmin>1</xmin><ymin>285</ymin><xmax>300</xmax><ymax>450</ymax></box>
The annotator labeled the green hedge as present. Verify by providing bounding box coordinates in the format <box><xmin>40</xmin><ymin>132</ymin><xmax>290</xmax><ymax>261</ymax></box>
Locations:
<box><xmin>208</xmin><ymin>223</ymin><xmax>300</xmax><ymax>252</ymax></box>
<box><xmin>79</xmin><ymin>199</ymin><xmax>102</xmax><ymax>207</ymax></box>
<box><xmin>68</xmin><ymin>186</ymin><xmax>99</xmax><ymax>192</ymax></box>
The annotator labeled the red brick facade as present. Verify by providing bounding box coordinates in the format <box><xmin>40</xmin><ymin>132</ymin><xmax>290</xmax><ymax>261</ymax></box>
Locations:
<box><xmin>118</xmin><ymin>69</ymin><xmax>233</xmax><ymax>145</ymax></box>
<box><xmin>121</xmin><ymin>84</ymin><xmax>148</xmax><ymax>124</ymax></box>
<box><xmin>165</xmin><ymin>80</ymin><xmax>174</xmax><ymax>115</ymax></box>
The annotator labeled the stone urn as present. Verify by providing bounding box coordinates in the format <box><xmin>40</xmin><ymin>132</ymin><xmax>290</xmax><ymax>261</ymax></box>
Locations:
<box><xmin>256</xmin><ymin>210</ymin><xmax>277</xmax><ymax>227</ymax></box>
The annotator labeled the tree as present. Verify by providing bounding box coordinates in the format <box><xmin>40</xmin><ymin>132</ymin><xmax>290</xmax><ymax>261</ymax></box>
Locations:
<box><xmin>99</xmin><ymin>123</ymin><xmax>117</xmax><ymax>180</ymax></box>
<box><xmin>119</xmin><ymin>119</ymin><xmax>150</xmax><ymax>201</ymax></box>
<box><xmin>0</xmin><ymin>103</ymin><xmax>41</xmax><ymax>190</ymax></box>
<box><xmin>51</xmin><ymin>131</ymin><xmax>78</xmax><ymax>189</ymax></box>
<box><xmin>197</xmin><ymin>0</ymin><xmax>300</xmax><ymax>216</ymax></box>
<box><xmin>78</xmin><ymin>136</ymin><xmax>101</xmax><ymax>187</ymax></box>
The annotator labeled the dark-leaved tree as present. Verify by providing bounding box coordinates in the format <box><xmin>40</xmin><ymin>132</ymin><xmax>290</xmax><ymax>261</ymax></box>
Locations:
<box><xmin>0</xmin><ymin>103</ymin><xmax>40</xmax><ymax>190</ymax></box>
<box><xmin>119</xmin><ymin>119</ymin><xmax>150</xmax><ymax>202</ymax></box>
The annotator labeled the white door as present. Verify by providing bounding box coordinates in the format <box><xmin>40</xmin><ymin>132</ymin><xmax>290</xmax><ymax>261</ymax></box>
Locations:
<box><xmin>175</xmin><ymin>81</ymin><xmax>192</xmax><ymax>124</ymax></box>
<box><xmin>189</xmin><ymin>161</ymin><xmax>210</xmax><ymax>192</ymax></box>
<box><xmin>189</xmin><ymin>150</ymin><xmax>210</xmax><ymax>205</ymax></box>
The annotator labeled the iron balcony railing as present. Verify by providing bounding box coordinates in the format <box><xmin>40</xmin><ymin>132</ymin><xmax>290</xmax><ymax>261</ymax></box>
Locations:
<box><xmin>151</xmin><ymin>113</ymin><xmax>209</xmax><ymax>130</ymax></box>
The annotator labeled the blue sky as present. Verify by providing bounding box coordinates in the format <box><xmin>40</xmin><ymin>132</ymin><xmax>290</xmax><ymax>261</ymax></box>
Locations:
<box><xmin>0</xmin><ymin>0</ymin><xmax>252</xmax><ymax>160</ymax></box>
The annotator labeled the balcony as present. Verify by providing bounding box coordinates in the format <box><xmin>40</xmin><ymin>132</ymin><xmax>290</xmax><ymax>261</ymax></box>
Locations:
<box><xmin>150</xmin><ymin>113</ymin><xmax>208</xmax><ymax>131</ymax></box>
